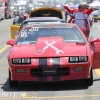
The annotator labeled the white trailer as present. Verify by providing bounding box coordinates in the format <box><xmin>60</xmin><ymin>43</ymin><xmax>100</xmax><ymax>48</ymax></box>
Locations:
<box><xmin>0</xmin><ymin>0</ymin><xmax>5</xmax><ymax>20</ymax></box>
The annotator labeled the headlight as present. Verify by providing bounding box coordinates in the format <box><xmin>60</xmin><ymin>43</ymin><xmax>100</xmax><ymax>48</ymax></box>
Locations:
<box><xmin>12</xmin><ymin>58</ymin><xmax>31</xmax><ymax>64</ymax></box>
<box><xmin>12</xmin><ymin>58</ymin><xmax>21</xmax><ymax>64</ymax></box>
<box><xmin>22</xmin><ymin>58</ymin><xmax>31</xmax><ymax>64</ymax></box>
<box><xmin>69</xmin><ymin>56</ymin><xmax>88</xmax><ymax>63</ymax></box>
<box><xmin>79</xmin><ymin>56</ymin><xmax>88</xmax><ymax>62</ymax></box>
<box><xmin>69</xmin><ymin>57</ymin><xmax>78</xmax><ymax>62</ymax></box>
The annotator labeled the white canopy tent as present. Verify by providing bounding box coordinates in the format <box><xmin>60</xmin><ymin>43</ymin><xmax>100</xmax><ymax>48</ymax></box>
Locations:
<box><xmin>89</xmin><ymin>1</ymin><xmax>100</xmax><ymax>9</ymax></box>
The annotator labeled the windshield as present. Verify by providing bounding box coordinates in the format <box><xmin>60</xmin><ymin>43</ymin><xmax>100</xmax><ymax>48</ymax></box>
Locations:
<box><xmin>16</xmin><ymin>26</ymin><xmax>85</xmax><ymax>45</ymax></box>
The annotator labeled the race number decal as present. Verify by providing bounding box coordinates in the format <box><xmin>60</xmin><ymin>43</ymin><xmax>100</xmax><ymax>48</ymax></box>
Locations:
<box><xmin>29</xmin><ymin>27</ymin><xmax>39</xmax><ymax>32</ymax></box>
<box><xmin>21</xmin><ymin>31</ymin><xmax>28</xmax><ymax>37</ymax></box>
<box><xmin>27</xmin><ymin>22</ymin><xmax>39</xmax><ymax>25</ymax></box>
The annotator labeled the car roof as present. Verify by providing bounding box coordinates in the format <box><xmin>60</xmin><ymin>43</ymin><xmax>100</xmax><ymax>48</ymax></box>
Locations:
<box><xmin>26</xmin><ymin>17</ymin><xmax>60</xmax><ymax>20</ymax></box>
<box><xmin>22</xmin><ymin>18</ymin><xmax>66</xmax><ymax>23</ymax></box>
<box><xmin>23</xmin><ymin>23</ymin><xmax>77</xmax><ymax>28</ymax></box>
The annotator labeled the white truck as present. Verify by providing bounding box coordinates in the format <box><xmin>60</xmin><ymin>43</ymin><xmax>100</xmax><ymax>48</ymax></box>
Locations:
<box><xmin>0</xmin><ymin>0</ymin><xmax>5</xmax><ymax>20</ymax></box>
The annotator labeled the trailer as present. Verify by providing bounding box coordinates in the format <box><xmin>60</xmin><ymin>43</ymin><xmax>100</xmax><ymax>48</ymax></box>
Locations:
<box><xmin>0</xmin><ymin>0</ymin><xmax>5</xmax><ymax>20</ymax></box>
<box><xmin>3</xmin><ymin>0</ymin><xmax>13</xmax><ymax>18</ymax></box>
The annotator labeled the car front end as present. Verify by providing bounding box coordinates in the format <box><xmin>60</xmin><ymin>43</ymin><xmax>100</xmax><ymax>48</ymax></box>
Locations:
<box><xmin>7</xmin><ymin>24</ymin><xmax>93</xmax><ymax>87</ymax></box>
<box><xmin>8</xmin><ymin>41</ymin><xmax>91</xmax><ymax>82</ymax></box>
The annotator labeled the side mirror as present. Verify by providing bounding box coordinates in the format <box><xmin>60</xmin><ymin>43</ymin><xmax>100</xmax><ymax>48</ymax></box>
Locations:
<box><xmin>90</xmin><ymin>38</ymin><xmax>100</xmax><ymax>43</ymax></box>
<box><xmin>6</xmin><ymin>39</ymin><xmax>15</xmax><ymax>46</ymax></box>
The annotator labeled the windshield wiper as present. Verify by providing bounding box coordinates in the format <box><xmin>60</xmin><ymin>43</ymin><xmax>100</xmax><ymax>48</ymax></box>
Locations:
<box><xmin>29</xmin><ymin>41</ymin><xmax>36</xmax><ymax>44</ymax></box>
<box><xmin>76</xmin><ymin>41</ymin><xmax>86</xmax><ymax>44</ymax></box>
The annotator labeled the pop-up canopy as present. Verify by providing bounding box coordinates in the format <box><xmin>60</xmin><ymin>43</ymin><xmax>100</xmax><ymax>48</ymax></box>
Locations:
<box><xmin>89</xmin><ymin>1</ymin><xmax>100</xmax><ymax>9</ymax></box>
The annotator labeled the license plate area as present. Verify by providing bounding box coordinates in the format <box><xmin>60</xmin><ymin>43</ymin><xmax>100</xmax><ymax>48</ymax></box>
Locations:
<box><xmin>42</xmin><ymin>68</ymin><xmax>57</xmax><ymax>75</ymax></box>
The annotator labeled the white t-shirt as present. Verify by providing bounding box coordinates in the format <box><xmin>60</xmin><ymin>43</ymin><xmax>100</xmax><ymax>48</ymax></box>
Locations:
<box><xmin>74</xmin><ymin>12</ymin><xmax>86</xmax><ymax>28</ymax></box>
<box><xmin>89</xmin><ymin>14</ymin><xmax>93</xmax><ymax>20</ymax></box>
<box><xmin>20</xmin><ymin>10</ymin><xmax>26</xmax><ymax>16</ymax></box>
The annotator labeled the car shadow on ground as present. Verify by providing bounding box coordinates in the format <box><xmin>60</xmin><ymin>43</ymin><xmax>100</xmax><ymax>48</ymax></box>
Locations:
<box><xmin>1</xmin><ymin>78</ymin><xmax>92</xmax><ymax>91</ymax></box>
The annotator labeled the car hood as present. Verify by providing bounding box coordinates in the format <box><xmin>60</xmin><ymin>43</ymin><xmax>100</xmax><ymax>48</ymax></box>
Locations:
<box><xmin>29</xmin><ymin>7</ymin><xmax>64</xmax><ymax>19</ymax></box>
<box><xmin>11</xmin><ymin>37</ymin><xmax>87</xmax><ymax>58</ymax></box>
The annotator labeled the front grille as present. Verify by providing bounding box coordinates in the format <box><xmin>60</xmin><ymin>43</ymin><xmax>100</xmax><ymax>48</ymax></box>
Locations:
<box><xmin>57</xmin><ymin>68</ymin><xmax>70</xmax><ymax>75</ymax></box>
<box><xmin>30</xmin><ymin>68</ymin><xmax>42</xmax><ymax>76</ymax></box>
<box><xmin>30</xmin><ymin>68</ymin><xmax>70</xmax><ymax>76</ymax></box>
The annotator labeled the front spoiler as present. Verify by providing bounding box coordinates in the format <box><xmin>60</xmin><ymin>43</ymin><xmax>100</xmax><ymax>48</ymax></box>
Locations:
<box><xmin>11</xmin><ymin>73</ymin><xmax>90</xmax><ymax>82</ymax></box>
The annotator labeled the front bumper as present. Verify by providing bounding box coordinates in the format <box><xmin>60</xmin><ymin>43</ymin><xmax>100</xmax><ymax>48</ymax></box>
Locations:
<box><xmin>9</xmin><ymin>62</ymin><xmax>91</xmax><ymax>82</ymax></box>
<box><xmin>11</xmin><ymin>73</ymin><xmax>89</xmax><ymax>82</ymax></box>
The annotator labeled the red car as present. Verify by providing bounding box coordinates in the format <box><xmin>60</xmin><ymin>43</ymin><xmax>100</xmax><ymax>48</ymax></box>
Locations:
<box><xmin>7</xmin><ymin>23</ymin><xmax>100</xmax><ymax>87</ymax></box>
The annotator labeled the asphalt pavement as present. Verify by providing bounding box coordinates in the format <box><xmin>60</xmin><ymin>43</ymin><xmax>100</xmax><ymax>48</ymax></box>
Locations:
<box><xmin>0</xmin><ymin>19</ymin><xmax>100</xmax><ymax>100</ymax></box>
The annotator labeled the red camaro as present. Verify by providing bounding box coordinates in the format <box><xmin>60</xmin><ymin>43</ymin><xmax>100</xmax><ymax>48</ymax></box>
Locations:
<box><xmin>7</xmin><ymin>23</ymin><xmax>100</xmax><ymax>87</ymax></box>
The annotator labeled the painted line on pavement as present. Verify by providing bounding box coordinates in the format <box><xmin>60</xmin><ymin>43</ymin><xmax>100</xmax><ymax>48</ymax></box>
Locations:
<box><xmin>1</xmin><ymin>94</ymin><xmax>100</xmax><ymax>99</ymax></box>
<box><xmin>21</xmin><ymin>94</ymin><xmax>100</xmax><ymax>98</ymax></box>
<box><xmin>0</xmin><ymin>45</ymin><xmax>9</xmax><ymax>53</ymax></box>
<box><xmin>94</xmin><ymin>69</ymin><xmax>100</xmax><ymax>77</ymax></box>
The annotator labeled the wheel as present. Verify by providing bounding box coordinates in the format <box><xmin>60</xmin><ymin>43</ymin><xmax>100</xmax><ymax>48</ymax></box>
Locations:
<box><xmin>85</xmin><ymin>68</ymin><xmax>93</xmax><ymax>86</ymax></box>
<box><xmin>1</xmin><ymin>15</ymin><xmax>4</xmax><ymax>20</ymax></box>
<box><xmin>9</xmin><ymin>15</ymin><xmax>11</xmax><ymax>19</ymax></box>
<box><xmin>5</xmin><ymin>15</ymin><xmax>8</xmax><ymax>19</ymax></box>
<box><xmin>5</xmin><ymin>14</ymin><xmax>9</xmax><ymax>19</ymax></box>
<box><xmin>0</xmin><ymin>16</ymin><xmax>3</xmax><ymax>20</ymax></box>
<box><xmin>9</xmin><ymin>69</ymin><xmax>18</xmax><ymax>87</ymax></box>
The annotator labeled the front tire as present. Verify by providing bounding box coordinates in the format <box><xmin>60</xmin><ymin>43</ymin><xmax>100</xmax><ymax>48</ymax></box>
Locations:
<box><xmin>9</xmin><ymin>15</ymin><xmax>11</xmax><ymax>19</ymax></box>
<box><xmin>9</xmin><ymin>70</ymin><xmax>18</xmax><ymax>87</ymax></box>
<box><xmin>85</xmin><ymin>68</ymin><xmax>93</xmax><ymax>86</ymax></box>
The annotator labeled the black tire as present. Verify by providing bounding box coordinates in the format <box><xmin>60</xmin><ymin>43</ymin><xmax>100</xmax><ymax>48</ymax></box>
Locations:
<box><xmin>5</xmin><ymin>16</ymin><xmax>8</xmax><ymax>19</ymax></box>
<box><xmin>9</xmin><ymin>70</ymin><xmax>18</xmax><ymax>87</ymax></box>
<box><xmin>85</xmin><ymin>68</ymin><xmax>93</xmax><ymax>86</ymax></box>
<box><xmin>9</xmin><ymin>15</ymin><xmax>11</xmax><ymax>19</ymax></box>
<box><xmin>1</xmin><ymin>17</ymin><xmax>4</xmax><ymax>20</ymax></box>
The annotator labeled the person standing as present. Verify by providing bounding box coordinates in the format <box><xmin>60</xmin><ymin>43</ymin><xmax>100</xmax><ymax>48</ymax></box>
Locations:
<box><xmin>18</xmin><ymin>9</ymin><xmax>28</xmax><ymax>24</ymax></box>
<box><xmin>62</xmin><ymin>4</ymin><xmax>94</xmax><ymax>28</ymax></box>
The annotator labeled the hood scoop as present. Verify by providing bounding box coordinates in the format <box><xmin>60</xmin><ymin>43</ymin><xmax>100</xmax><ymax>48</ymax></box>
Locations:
<box><xmin>36</xmin><ymin>37</ymin><xmax>65</xmax><ymax>55</ymax></box>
